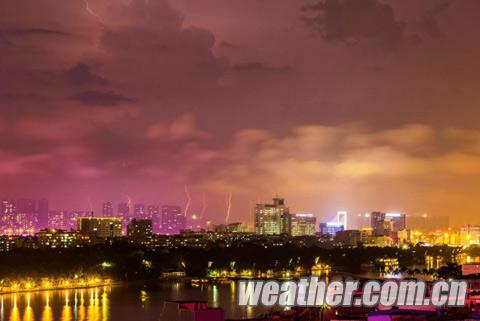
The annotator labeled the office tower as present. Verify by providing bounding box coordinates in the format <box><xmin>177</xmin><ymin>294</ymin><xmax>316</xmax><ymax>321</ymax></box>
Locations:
<box><xmin>371</xmin><ymin>212</ymin><xmax>386</xmax><ymax>236</ymax></box>
<box><xmin>77</xmin><ymin>217</ymin><xmax>122</xmax><ymax>240</ymax></box>
<box><xmin>319</xmin><ymin>222</ymin><xmax>344</xmax><ymax>237</ymax></box>
<box><xmin>134</xmin><ymin>203</ymin><xmax>145</xmax><ymax>219</ymax></box>
<box><xmin>290</xmin><ymin>213</ymin><xmax>316</xmax><ymax>236</ymax></box>
<box><xmin>37</xmin><ymin>199</ymin><xmax>49</xmax><ymax>230</ymax></box>
<box><xmin>254</xmin><ymin>197</ymin><xmax>290</xmax><ymax>235</ymax></box>
<box><xmin>48</xmin><ymin>210</ymin><xmax>66</xmax><ymax>229</ymax></box>
<box><xmin>1</xmin><ymin>200</ymin><xmax>16</xmax><ymax>232</ymax></box>
<box><xmin>147</xmin><ymin>205</ymin><xmax>159</xmax><ymax>220</ymax></box>
<box><xmin>15</xmin><ymin>199</ymin><xmax>36</xmax><ymax>232</ymax></box>
<box><xmin>161</xmin><ymin>205</ymin><xmax>183</xmax><ymax>234</ymax></box>
<box><xmin>385</xmin><ymin>212</ymin><xmax>406</xmax><ymax>232</ymax></box>
<box><xmin>336</xmin><ymin>211</ymin><xmax>348</xmax><ymax>230</ymax></box>
<box><xmin>118</xmin><ymin>202</ymin><xmax>130</xmax><ymax>225</ymax></box>
<box><xmin>127</xmin><ymin>218</ymin><xmax>153</xmax><ymax>243</ymax></box>
<box><xmin>102</xmin><ymin>202</ymin><xmax>114</xmax><ymax>217</ymax></box>
<box><xmin>147</xmin><ymin>205</ymin><xmax>160</xmax><ymax>233</ymax></box>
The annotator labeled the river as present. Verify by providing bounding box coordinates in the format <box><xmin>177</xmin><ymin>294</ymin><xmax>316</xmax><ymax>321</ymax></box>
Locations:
<box><xmin>0</xmin><ymin>282</ymin><xmax>270</xmax><ymax>321</ymax></box>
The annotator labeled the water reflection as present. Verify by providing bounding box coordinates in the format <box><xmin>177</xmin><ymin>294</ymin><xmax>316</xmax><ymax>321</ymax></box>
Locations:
<box><xmin>0</xmin><ymin>287</ymin><xmax>110</xmax><ymax>321</ymax></box>
<box><xmin>0</xmin><ymin>283</ymin><xmax>269</xmax><ymax>321</ymax></box>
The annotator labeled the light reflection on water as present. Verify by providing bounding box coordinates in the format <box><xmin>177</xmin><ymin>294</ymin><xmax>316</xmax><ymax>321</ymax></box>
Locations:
<box><xmin>0</xmin><ymin>283</ymin><xmax>267</xmax><ymax>321</ymax></box>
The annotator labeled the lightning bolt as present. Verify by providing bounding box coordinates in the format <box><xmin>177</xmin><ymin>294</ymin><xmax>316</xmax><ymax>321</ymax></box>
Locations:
<box><xmin>83</xmin><ymin>0</ymin><xmax>104</xmax><ymax>23</ymax></box>
<box><xmin>225</xmin><ymin>191</ymin><xmax>232</xmax><ymax>224</ymax></box>
<box><xmin>126</xmin><ymin>195</ymin><xmax>133</xmax><ymax>212</ymax></box>
<box><xmin>184</xmin><ymin>184</ymin><xmax>191</xmax><ymax>217</ymax></box>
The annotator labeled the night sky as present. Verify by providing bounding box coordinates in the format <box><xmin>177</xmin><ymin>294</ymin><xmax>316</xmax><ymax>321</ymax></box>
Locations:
<box><xmin>1</xmin><ymin>0</ymin><xmax>480</xmax><ymax>226</ymax></box>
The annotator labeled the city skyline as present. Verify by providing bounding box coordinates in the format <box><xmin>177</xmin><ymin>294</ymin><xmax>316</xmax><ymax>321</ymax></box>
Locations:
<box><xmin>2</xmin><ymin>0</ymin><xmax>480</xmax><ymax>225</ymax></box>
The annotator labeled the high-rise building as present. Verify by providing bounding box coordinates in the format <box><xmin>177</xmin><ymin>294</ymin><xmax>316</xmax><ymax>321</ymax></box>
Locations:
<box><xmin>385</xmin><ymin>212</ymin><xmax>406</xmax><ymax>232</ymax></box>
<box><xmin>134</xmin><ymin>203</ymin><xmax>145</xmax><ymax>219</ymax></box>
<box><xmin>254</xmin><ymin>198</ymin><xmax>290</xmax><ymax>235</ymax></box>
<box><xmin>15</xmin><ymin>199</ymin><xmax>36</xmax><ymax>231</ymax></box>
<box><xmin>161</xmin><ymin>205</ymin><xmax>183</xmax><ymax>234</ymax></box>
<box><xmin>1</xmin><ymin>200</ymin><xmax>16</xmax><ymax>232</ymax></box>
<box><xmin>102</xmin><ymin>202</ymin><xmax>114</xmax><ymax>217</ymax></box>
<box><xmin>118</xmin><ymin>202</ymin><xmax>130</xmax><ymax>226</ymax></box>
<box><xmin>48</xmin><ymin>210</ymin><xmax>66</xmax><ymax>229</ymax></box>
<box><xmin>371</xmin><ymin>212</ymin><xmax>386</xmax><ymax>236</ymax></box>
<box><xmin>370</xmin><ymin>212</ymin><xmax>406</xmax><ymax>236</ymax></box>
<box><xmin>290</xmin><ymin>213</ymin><xmax>316</xmax><ymax>236</ymax></box>
<box><xmin>127</xmin><ymin>218</ymin><xmax>153</xmax><ymax>244</ymax></box>
<box><xmin>319</xmin><ymin>222</ymin><xmax>344</xmax><ymax>237</ymax></box>
<box><xmin>77</xmin><ymin>217</ymin><xmax>122</xmax><ymax>240</ymax></box>
<box><xmin>37</xmin><ymin>199</ymin><xmax>49</xmax><ymax>230</ymax></box>
<box><xmin>337</xmin><ymin>211</ymin><xmax>348</xmax><ymax>230</ymax></box>
<box><xmin>147</xmin><ymin>205</ymin><xmax>158</xmax><ymax>220</ymax></box>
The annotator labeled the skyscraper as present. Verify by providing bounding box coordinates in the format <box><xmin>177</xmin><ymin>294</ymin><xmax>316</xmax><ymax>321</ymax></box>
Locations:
<box><xmin>1</xmin><ymin>200</ymin><xmax>15</xmax><ymax>233</ymax></box>
<box><xmin>118</xmin><ymin>202</ymin><xmax>130</xmax><ymax>225</ymax></box>
<box><xmin>147</xmin><ymin>205</ymin><xmax>160</xmax><ymax>232</ymax></box>
<box><xmin>254</xmin><ymin>197</ymin><xmax>290</xmax><ymax>235</ymax></box>
<box><xmin>134</xmin><ymin>203</ymin><xmax>145</xmax><ymax>219</ymax></box>
<box><xmin>15</xmin><ymin>199</ymin><xmax>36</xmax><ymax>233</ymax></box>
<box><xmin>37</xmin><ymin>199</ymin><xmax>49</xmax><ymax>230</ymax></box>
<box><xmin>102</xmin><ymin>202</ymin><xmax>114</xmax><ymax>217</ymax></box>
<box><xmin>385</xmin><ymin>212</ymin><xmax>406</xmax><ymax>232</ymax></box>
<box><xmin>337</xmin><ymin>211</ymin><xmax>348</xmax><ymax>230</ymax></box>
<box><xmin>290</xmin><ymin>213</ymin><xmax>316</xmax><ymax>236</ymax></box>
<box><xmin>371</xmin><ymin>212</ymin><xmax>386</xmax><ymax>236</ymax></box>
<box><xmin>161</xmin><ymin>205</ymin><xmax>183</xmax><ymax>234</ymax></box>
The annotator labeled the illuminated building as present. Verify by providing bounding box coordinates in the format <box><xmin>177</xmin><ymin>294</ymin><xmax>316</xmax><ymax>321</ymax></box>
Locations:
<box><xmin>15</xmin><ymin>199</ymin><xmax>36</xmax><ymax>233</ymax></box>
<box><xmin>37</xmin><ymin>229</ymin><xmax>77</xmax><ymax>248</ymax></box>
<box><xmin>48</xmin><ymin>210</ymin><xmax>66</xmax><ymax>229</ymax></box>
<box><xmin>375</xmin><ymin>257</ymin><xmax>399</xmax><ymax>274</ymax></box>
<box><xmin>77</xmin><ymin>217</ymin><xmax>122</xmax><ymax>240</ymax></box>
<box><xmin>461</xmin><ymin>225</ymin><xmax>480</xmax><ymax>246</ymax></box>
<box><xmin>1</xmin><ymin>200</ymin><xmax>15</xmax><ymax>232</ymax></box>
<box><xmin>0</xmin><ymin>235</ymin><xmax>17</xmax><ymax>251</ymax></box>
<box><xmin>127</xmin><ymin>218</ymin><xmax>153</xmax><ymax>244</ymax></box>
<box><xmin>147</xmin><ymin>205</ymin><xmax>160</xmax><ymax>232</ymax></box>
<box><xmin>364</xmin><ymin>236</ymin><xmax>393</xmax><ymax>247</ymax></box>
<box><xmin>319</xmin><ymin>222</ymin><xmax>344</xmax><ymax>237</ymax></box>
<box><xmin>102</xmin><ymin>202</ymin><xmax>113</xmax><ymax>217</ymax></box>
<box><xmin>254</xmin><ymin>197</ymin><xmax>290</xmax><ymax>235</ymax></box>
<box><xmin>134</xmin><ymin>203</ymin><xmax>145</xmax><ymax>220</ymax></box>
<box><xmin>385</xmin><ymin>212</ymin><xmax>406</xmax><ymax>232</ymax></box>
<box><xmin>337</xmin><ymin>211</ymin><xmax>348</xmax><ymax>229</ymax></box>
<box><xmin>371</xmin><ymin>212</ymin><xmax>386</xmax><ymax>236</ymax></box>
<box><xmin>360</xmin><ymin>227</ymin><xmax>373</xmax><ymax>242</ymax></box>
<box><xmin>289</xmin><ymin>213</ymin><xmax>316</xmax><ymax>236</ymax></box>
<box><xmin>117</xmin><ymin>202</ymin><xmax>130</xmax><ymax>226</ymax></box>
<box><xmin>65</xmin><ymin>210</ymin><xmax>89</xmax><ymax>230</ymax></box>
<box><xmin>161</xmin><ymin>205</ymin><xmax>184</xmax><ymax>234</ymax></box>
